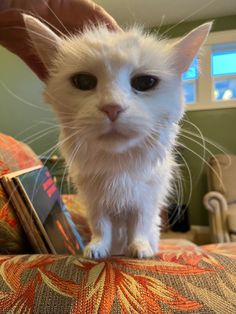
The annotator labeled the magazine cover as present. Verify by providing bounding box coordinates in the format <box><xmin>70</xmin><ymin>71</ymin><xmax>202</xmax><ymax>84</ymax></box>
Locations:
<box><xmin>1</xmin><ymin>166</ymin><xmax>84</xmax><ymax>254</ymax></box>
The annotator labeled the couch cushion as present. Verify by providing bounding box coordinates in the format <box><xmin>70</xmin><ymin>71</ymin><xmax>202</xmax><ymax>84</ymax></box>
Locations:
<box><xmin>0</xmin><ymin>133</ymin><xmax>41</xmax><ymax>175</ymax></box>
<box><xmin>0</xmin><ymin>240</ymin><xmax>236</xmax><ymax>313</ymax></box>
<box><xmin>227</xmin><ymin>203</ymin><xmax>236</xmax><ymax>234</ymax></box>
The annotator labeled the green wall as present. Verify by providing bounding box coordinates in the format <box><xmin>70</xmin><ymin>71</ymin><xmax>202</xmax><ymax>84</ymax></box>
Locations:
<box><xmin>179</xmin><ymin>109</ymin><xmax>236</xmax><ymax>225</ymax></box>
<box><xmin>1</xmin><ymin>15</ymin><xmax>236</xmax><ymax>225</ymax></box>
<box><xmin>0</xmin><ymin>47</ymin><xmax>58</xmax><ymax>156</ymax></box>
<box><xmin>151</xmin><ymin>14</ymin><xmax>236</xmax><ymax>37</ymax></box>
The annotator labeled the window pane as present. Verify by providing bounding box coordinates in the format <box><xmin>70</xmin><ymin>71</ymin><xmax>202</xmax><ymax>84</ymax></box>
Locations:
<box><xmin>214</xmin><ymin>78</ymin><xmax>236</xmax><ymax>101</ymax></box>
<box><xmin>212</xmin><ymin>50</ymin><xmax>236</xmax><ymax>76</ymax></box>
<box><xmin>183</xmin><ymin>81</ymin><xmax>196</xmax><ymax>104</ymax></box>
<box><xmin>182</xmin><ymin>58</ymin><xmax>198</xmax><ymax>81</ymax></box>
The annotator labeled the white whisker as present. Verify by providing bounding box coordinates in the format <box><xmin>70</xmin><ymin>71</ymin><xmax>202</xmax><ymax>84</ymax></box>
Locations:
<box><xmin>182</xmin><ymin>122</ymin><xmax>230</xmax><ymax>161</ymax></box>
<box><xmin>161</xmin><ymin>0</ymin><xmax>216</xmax><ymax>37</ymax></box>
<box><xmin>177</xmin><ymin>140</ymin><xmax>224</xmax><ymax>190</ymax></box>
<box><xmin>0</xmin><ymin>81</ymin><xmax>50</xmax><ymax>112</ymax></box>
<box><xmin>40</xmin><ymin>0</ymin><xmax>71</xmax><ymax>35</ymax></box>
<box><xmin>24</xmin><ymin>128</ymin><xmax>58</xmax><ymax>145</ymax></box>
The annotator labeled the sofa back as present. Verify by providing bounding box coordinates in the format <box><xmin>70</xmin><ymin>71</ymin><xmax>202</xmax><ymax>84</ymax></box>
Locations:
<box><xmin>208</xmin><ymin>154</ymin><xmax>236</xmax><ymax>204</ymax></box>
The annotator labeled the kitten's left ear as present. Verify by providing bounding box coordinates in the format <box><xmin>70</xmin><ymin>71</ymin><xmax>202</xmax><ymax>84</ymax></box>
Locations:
<box><xmin>172</xmin><ymin>22</ymin><xmax>212</xmax><ymax>73</ymax></box>
<box><xmin>23</xmin><ymin>14</ymin><xmax>61</xmax><ymax>68</ymax></box>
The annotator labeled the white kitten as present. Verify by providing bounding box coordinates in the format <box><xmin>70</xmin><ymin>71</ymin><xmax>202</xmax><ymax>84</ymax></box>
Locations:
<box><xmin>23</xmin><ymin>14</ymin><xmax>211</xmax><ymax>258</ymax></box>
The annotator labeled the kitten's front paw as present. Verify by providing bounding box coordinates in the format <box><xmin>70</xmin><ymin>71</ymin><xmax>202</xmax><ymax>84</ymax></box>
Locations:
<box><xmin>126</xmin><ymin>240</ymin><xmax>154</xmax><ymax>259</ymax></box>
<box><xmin>83</xmin><ymin>240</ymin><xmax>110</xmax><ymax>259</ymax></box>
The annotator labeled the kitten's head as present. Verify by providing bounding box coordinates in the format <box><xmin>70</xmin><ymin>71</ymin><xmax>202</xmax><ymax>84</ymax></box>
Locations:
<box><xmin>23</xmin><ymin>15</ymin><xmax>211</xmax><ymax>155</ymax></box>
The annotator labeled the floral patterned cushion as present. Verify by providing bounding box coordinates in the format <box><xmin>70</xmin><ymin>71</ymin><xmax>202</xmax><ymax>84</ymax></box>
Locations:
<box><xmin>0</xmin><ymin>240</ymin><xmax>236</xmax><ymax>313</ymax></box>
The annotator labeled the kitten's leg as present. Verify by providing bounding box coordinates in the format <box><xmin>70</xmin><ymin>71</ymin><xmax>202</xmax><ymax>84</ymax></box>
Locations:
<box><xmin>110</xmin><ymin>216</ymin><xmax>127</xmax><ymax>255</ymax></box>
<box><xmin>83</xmin><ymin>212</ymin><xmax>112</xmax><ymax>259</ymax></box>
<box><xmin>126</xmin><ymin>209</ymin><xmax>159</xmax><ymax>258</ymax></box>
<box><xmin>148</xmin><ymin>223</ymin><xmax>160</xmax><ymax>254</ymax></box>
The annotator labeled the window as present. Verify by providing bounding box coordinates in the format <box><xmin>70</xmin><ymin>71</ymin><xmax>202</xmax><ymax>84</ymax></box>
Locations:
<box><xmin>173</xmin><ymin>29</ymin><xmax>236</xmax><ymax>111</ymax></box>
<box><xmin>182</xmin><ymin>58</ymin><xmax>198</xmax><ymax>104</ymax></box>
<box><xmin>212</xmin><ymin>47</ymin><xmax>236</xmax><ymax>101</ymax></box>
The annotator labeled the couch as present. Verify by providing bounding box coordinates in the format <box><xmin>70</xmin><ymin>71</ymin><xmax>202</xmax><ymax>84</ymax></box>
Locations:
<box><xmin>204</xmin><ymin>154</ymin><xmax>236</xmax><ymax>243</ymax></box>
<box><xmin>1</xmin><ymin>132</ymin><xmax>236</xmax><ymax>313</ymax></box>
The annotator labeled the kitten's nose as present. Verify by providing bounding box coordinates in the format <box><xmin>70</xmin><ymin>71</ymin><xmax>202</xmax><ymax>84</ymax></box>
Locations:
<box><xmin>100</xmin><ymin>104</ymin><xmax>124</xmax><ymax>122</ymax></box>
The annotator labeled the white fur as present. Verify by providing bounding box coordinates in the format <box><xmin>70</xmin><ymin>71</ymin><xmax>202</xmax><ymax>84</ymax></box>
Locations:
<box><xmin>23</xmin><ymin>16</ymin><xmax>211</xmax><ymax>258</ymax></box>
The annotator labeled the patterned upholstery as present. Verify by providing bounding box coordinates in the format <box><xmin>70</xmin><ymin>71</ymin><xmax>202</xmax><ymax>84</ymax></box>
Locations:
<box><xmin>1</xmin><ymin>133</ymin><xmax>236</xmax><ymax>313</ymax></box>
<box><xmin>0</xmin><ymin>241</ymin><xmax>236</xmax><ymax>313</ymax></box>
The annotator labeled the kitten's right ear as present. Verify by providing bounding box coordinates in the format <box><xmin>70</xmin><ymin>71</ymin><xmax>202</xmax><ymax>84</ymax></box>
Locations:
<box><xmin>23</xmin><ymin>14</ymin><xmax>60</xmax><ymax>68</ymax></box>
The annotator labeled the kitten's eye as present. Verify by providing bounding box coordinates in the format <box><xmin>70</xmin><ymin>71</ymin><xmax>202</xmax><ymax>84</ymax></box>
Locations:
<box><xmin>71</xmin><ymin>73</ymin><xmax>97</xmax><ymax>90</ymax></box>
<box><xmin>131</xmin><ymin>75</ymin><xmax>159</xmax><ymax>92</ymax></box>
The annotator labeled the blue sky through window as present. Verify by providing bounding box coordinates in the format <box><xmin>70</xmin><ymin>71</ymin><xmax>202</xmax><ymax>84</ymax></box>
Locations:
<box><xmin>183</xmin><ymin>82</ymin><xmax>196</xmax><ymax>104</ymax></box>
<box><xmin>212</xmin><ymin>50</ymin><xmax>236</xmax><ymax>76</ymax></box>
<box><xmin>182</xmin><ymin>58</ymin><xmax>198</xmax><ymax>81</ymax></box>
<box><xmin>214</xmin><ymin>78</ymin><xmax>236</xmax><ymax>100</ymax></box>
<box><xmin>182</xmin><ymin>58</ymin><xmax>198</xmax><ymax>104</ymax></box>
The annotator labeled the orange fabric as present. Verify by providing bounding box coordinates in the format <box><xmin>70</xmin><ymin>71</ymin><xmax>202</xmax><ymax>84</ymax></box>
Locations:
<box><xmin>0</xmin><ymin>240</ymin><xmax>236</xmax><ymax>313</ymax></box>
<box><xmin>0</xmin><ymin>133</ymin><xmax>41</xmax><ymax>175</ymax></box>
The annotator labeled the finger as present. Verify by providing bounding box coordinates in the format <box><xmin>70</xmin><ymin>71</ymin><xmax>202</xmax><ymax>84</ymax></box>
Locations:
<box><xmin>0</xmin><ymin>10</ymin><xmax>47</xmax><ymax>79</ymax></box>
<box><xmin>93</xmin><ymin>3</ymin><xmax>121</xmax><ymax>31</ymax></box>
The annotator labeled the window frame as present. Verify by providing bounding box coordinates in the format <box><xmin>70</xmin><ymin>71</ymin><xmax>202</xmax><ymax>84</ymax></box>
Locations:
<box><xmin>169</xmin><ymin>29</ymin><xmax>236</xmax><ymax>111</ymax></box>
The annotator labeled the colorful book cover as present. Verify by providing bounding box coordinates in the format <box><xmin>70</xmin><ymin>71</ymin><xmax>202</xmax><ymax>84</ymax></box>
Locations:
<box><xmin>1</xmin><ymin>166</ymin><xmax>84</xmax><ymax>254</ymax></box>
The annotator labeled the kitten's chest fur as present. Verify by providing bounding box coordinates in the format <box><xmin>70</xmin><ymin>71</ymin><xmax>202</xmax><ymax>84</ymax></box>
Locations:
<box><xmin>67</xmin><ymin>145</ymin><xmax>174</xmax><ymax>214</ymax></box>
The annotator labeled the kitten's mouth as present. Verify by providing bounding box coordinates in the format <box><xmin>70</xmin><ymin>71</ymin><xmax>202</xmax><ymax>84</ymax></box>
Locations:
<box><xmin>98</xmin><ymin>129</ymin><xmax>129</xmax><ymax>141</ymax></box>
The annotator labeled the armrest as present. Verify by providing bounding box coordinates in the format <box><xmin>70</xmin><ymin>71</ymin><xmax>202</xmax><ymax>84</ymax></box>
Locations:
<box><xmin>203</xmin><ymin>191</ymin><xmax>231</xmax><ymax>243</ymax></box>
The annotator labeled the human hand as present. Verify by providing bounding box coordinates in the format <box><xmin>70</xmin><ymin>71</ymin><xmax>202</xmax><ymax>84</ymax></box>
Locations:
<box><xmin>0</xmin><ymin>0</ymin><xmax>120</xmax><ymax>79</ymax></box>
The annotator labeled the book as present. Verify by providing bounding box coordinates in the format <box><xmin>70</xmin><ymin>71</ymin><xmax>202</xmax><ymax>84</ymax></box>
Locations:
<box><xmin>1</xmin><ymin>166</ymin><xmax>84</xmax><ymax>254</ymax></box>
